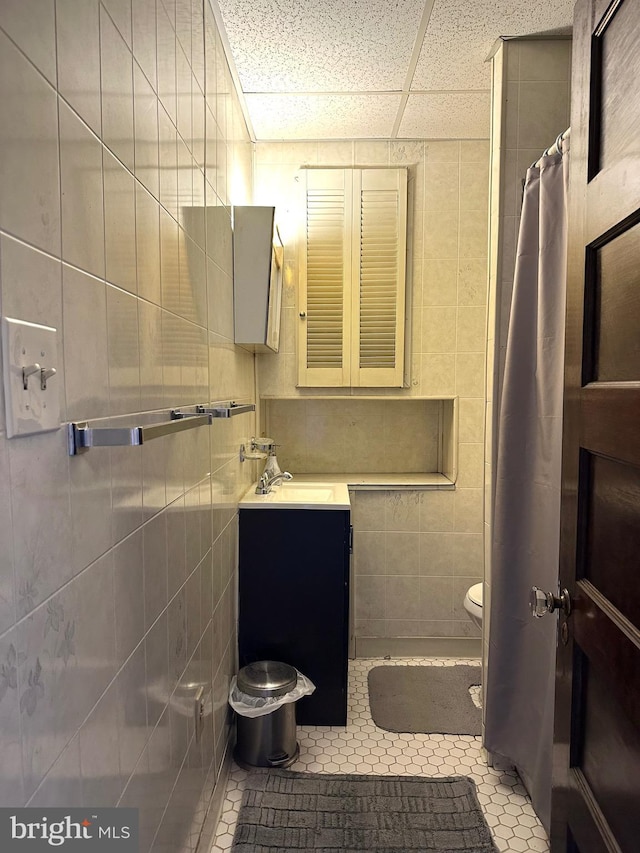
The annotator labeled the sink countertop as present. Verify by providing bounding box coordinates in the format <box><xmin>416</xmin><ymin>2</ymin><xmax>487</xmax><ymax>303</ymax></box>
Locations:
<box><xmin>239</xmin><ymin>479</ymin><xmax>351</xmax><ymax>510</ymax></box>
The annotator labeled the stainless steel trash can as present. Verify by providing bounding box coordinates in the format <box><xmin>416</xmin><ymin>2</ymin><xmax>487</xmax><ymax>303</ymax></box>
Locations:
<box><xmin>233</xmin><ymin>661</ymin><xmax>300</xmax><ymax>770</ymax></box>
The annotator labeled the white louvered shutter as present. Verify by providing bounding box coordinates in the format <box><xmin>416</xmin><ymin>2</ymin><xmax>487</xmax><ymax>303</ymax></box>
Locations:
<box><xmin>298</xmin><ymin>169</ymin><xmax>352</xmax><ymax>386</ymax></box>
<box><xmin>351</xmin><ymin>168</ymin><xmax>407</xmax><ymax>387</ymax></box>
<box><xmin>298</xmin><ymin>168</ymin><xmax>406</xmax><ymax>388</ymax></box>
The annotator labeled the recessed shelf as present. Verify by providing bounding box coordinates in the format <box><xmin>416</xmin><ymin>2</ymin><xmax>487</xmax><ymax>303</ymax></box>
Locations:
<box><xmin>261</xmin><ymin>396</ymin><xmax>458</xmax><ymax>485</ymax></box>
<box><xmin>292</xmin><ymin>473</ymin><xmax>454</xmax><ymax>490</ymax></box>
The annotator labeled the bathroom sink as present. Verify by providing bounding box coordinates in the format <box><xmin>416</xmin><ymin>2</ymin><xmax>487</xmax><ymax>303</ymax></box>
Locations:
<box><xmin>239</xmin><ymin>480</ymin><xmax>350</xmax><ymax>510</ymax></box>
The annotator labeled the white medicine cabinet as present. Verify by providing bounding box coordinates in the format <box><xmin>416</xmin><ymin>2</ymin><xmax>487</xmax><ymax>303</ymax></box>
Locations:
<box><xmin>233</xmin><ymin>206</ymin><xmax>284</xmax><ymax>353</ymax></box>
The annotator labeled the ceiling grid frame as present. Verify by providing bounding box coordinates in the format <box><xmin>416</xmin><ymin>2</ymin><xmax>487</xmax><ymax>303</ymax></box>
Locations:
<box><xmin>212</xmin><ymin>0</ymin><xmax>575</xmax><ymax>140</ymax></box>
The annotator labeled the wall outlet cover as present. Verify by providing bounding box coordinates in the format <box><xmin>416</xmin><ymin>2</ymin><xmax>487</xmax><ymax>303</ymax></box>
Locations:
<box><xmin>2</xmin><ymin>317</ymin><xmax>61</xmax><ymax>438</ymax></box>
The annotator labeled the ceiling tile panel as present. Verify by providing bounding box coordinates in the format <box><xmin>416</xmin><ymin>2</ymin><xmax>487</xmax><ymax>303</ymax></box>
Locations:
<box><xmin>245</xmin><ymin>93</ymin><xmax>402</xmax><ymax>139</ymax></box>
<box><xmin>398</xmin><ymin>93</ymin><xmax>491</xmax><ymax>139</ymax></box>
<box><xmin>216</xmin><ymin>0</ymin><xmax>426</xmax><ymax>92</ymax></box>
<box><xmin>410</xmin><ymin>0</ymin><xmax>574</xmax><ymax>90</ymax></box>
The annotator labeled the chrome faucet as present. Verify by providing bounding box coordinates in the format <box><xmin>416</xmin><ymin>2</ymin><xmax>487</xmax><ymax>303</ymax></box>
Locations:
<box><xmin>255</xmin><ymin>470</ymin><xmax>293</xmax><ymax>495</ymax></box>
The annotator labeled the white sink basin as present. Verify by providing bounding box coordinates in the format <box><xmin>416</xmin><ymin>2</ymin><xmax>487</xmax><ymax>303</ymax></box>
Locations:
<box><xmin>239</xmin><ymin>480</ymin><xmax>350</xmax><ymax>510</ymax></box>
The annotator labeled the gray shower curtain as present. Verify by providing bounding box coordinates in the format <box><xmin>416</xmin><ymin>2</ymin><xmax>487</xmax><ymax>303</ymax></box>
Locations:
<box><xmin>485</xmin><ymin>138</ymin><xmax>570</xmax><ymax>833</ymax></box>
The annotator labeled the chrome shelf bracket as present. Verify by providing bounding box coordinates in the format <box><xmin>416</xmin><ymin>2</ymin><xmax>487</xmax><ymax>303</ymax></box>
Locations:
<box><xmin>197</xmin><ymin>402</ymin><xmax>255</xmax><ymax>418</ymax></box>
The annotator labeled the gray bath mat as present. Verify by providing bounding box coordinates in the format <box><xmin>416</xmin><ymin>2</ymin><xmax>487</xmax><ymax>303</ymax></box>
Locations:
<box><xmin>232</xmin><ymin>769</ymin><xmax>496</xmax><ymax>852</ymax></box>
<box><xmin>368</xmin><ymin>665</ymin><xmax>482</xmax><ymax>735</ymax></box>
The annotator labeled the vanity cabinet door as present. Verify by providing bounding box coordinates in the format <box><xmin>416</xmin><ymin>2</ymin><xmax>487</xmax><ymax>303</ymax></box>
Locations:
<box><xmin>238</xmin><ymin>508</ymin><xmax>350</xmax><ymax>725</ymax></box>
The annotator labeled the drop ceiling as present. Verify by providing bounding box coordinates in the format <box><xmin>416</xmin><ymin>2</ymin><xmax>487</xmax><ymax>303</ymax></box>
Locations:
<box><xmin>213</xmin><ymin>0</ymin><xmax>574</xmax><ymax>140</ymax></box>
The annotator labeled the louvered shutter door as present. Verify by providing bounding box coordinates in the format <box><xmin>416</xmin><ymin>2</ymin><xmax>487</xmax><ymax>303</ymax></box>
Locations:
<box><xmin>298</xmin><ymin>168</ymin><xmax>406</xmax><ymax>387</ymax></box>
<box><xmin>351</xmin><ymin>168</ymin><xmax>407</xmax><ymax>387</ymax></box>
<box><xmin>298</xmin><ymin>169</ymin><xmax>352</xmax><ymax>386</ymax></box>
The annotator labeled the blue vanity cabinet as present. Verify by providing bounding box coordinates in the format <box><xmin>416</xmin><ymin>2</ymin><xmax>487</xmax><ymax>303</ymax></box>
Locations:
<box><xmin>238</xmin><ymin>508</ymin><xmax>351</xmax><ymax>725</ymax></box>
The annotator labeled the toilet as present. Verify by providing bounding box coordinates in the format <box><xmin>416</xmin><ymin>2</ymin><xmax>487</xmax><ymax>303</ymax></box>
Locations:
<box><xmin>463</xmin><ymin>582</ymin><xmax>483</xmax><ymax>629</ymax></box>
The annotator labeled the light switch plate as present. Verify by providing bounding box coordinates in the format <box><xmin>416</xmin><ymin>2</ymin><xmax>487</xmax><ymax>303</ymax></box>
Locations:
<box><xmin>2</xmin><ymin>317</ymin><xmax>61</xmax><ymax>438</ymax></box>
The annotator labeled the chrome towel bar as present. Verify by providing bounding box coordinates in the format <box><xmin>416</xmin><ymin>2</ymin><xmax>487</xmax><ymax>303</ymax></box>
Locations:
<box><xmin>66</xmin><ymin>400</ymin><xmax>256</xmax><ymax>455</ymax></box>
<box><xmin>67</xmin><ymin>413</ymin><xmax>212</xmax><ymax>455</ymax></box>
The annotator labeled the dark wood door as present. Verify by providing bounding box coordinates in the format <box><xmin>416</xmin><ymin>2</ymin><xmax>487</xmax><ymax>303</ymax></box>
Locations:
<box><xmin>552</xmin><ymin>0</ymin><xmax>640</xmax><ymax>850</ymax></box>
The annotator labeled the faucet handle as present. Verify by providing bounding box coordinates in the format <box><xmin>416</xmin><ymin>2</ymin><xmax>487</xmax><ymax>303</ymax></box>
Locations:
<box><xmin>255</xmin><ymin>472</ymin><xmax>270</xmax><ymax>495</ymax></box>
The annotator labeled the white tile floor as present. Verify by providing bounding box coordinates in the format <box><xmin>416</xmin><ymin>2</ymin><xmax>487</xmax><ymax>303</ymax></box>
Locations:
<box><xmin>211</xmin><ymin>658</ymin><xmax>550</xmax><ymax>853</ymax></box>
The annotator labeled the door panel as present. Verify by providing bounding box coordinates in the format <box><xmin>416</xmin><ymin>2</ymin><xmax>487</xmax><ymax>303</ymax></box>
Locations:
<box><xmin>580</xmin><ymin>654</ymin><xmax>640</xmax><ymax>851</ymax></box>
<box><xmin>553</xmin><ymin>0</ymin><xmax>640</xmax><ymax>850</ymax></box>
<box><xmin>582</xmin><ymin>455</ymin><xmax>640</xmax><ymax>626</ymax></box>
<box><xmin>299</xmin><ymin>168</ymin><xmax>352</xmax><ymax>388</ymax></box>
<box><xmin>596</xmin><ymin>0</ymin><xmax>640</xmax><ymax>172</ymax></box>
<box><xmin>580</xmin><ymin>385</ymin><xmax>640</xmax><ymax>462</ymax></box>
<box><xmin>589</xmin><ymin>223</ymin><xmax>640</xmax><ymax>381</ymax></box>
<box><xmin>565</xmin><ymin>775</ymin><xmax>619</xmax><ymax>853</ymax></box>
<box><xmin>351</xmin><ymin>167</ymin><xmax>407</xmax><ymax>388</ymax></box>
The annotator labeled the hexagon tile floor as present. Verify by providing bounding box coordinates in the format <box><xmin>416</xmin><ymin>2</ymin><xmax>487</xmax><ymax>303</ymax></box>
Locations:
<box><xmin>210</xmin><ymin>658</ymin><xmax>550</xmax><ymax>853</ymax></box>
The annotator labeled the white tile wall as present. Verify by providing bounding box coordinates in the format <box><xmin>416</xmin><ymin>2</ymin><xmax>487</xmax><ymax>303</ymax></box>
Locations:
<box><xmin>0</xmin><ymin>2</ymin><xmax>257</xmax><ymax>851</ymax></box>
<box><xmin>255</xmin><ymin>139</ymin><xmax>489</xmax><ymax>646</ymax></box>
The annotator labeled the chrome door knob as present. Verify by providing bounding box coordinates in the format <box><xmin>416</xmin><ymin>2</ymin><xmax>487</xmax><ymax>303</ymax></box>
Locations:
<box><xmin>530</xmin><ymin>586</ymin><xmax>571</xmax><ymax>618</ymax></box>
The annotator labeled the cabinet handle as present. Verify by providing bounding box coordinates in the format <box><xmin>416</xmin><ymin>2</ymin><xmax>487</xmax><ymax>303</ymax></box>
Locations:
<box><xmin>299</xmin><ymin>311</ymin><xmax>307</xmax><ymax>318</ymax></box>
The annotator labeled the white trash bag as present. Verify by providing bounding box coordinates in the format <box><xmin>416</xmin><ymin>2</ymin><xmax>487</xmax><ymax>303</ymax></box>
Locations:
<box><xmin>228</xmin><ymin>669</ymin><xmax>316</xmax><ymax>718</ymax></box>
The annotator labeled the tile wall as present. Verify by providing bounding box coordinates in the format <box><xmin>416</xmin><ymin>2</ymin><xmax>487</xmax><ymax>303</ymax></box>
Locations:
<box><xmin>484</xmin><ymin>38</ymin><xmax>571</xmax><ymax>693</ymax></box>
<box><xmin>351</xmin><ymin>490</ymin><xmax>484</xmax><ymax>651</ymax></box>
<box><xmin>0</xmin><ymin>1</ymin><xmax>257</xmax><ymax>850</ymax></box>
<box><xmin>253</xmin><ymin>140</ymin><xmax>489</xmax><ymax>650</ymax></box>
<box><xmin>266</xmin><ymin>398</ymin><xmax>442</xmax><ymax>474</ymax></box>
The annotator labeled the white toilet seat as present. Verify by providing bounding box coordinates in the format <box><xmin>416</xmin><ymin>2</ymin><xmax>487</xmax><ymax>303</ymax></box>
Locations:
<box><xmin>463</xmin><ymin>582</ymin><xmax>483</xmax><ymax>626</ymax></box>
<box><xmin>467</xmin><ymin>582</ymin><xmax>483</xmax><ymax>607</ymax></box>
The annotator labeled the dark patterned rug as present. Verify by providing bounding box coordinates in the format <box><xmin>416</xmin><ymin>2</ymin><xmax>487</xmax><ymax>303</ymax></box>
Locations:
<box><xmin>231</xmin><ymin>770</ymin><xmax>497</xmax><ymax>852</ymax></box>
<box><xmin>368</xmin><ymin>665</ymin><xmax>482</xmax><ymax>735</ymax></box>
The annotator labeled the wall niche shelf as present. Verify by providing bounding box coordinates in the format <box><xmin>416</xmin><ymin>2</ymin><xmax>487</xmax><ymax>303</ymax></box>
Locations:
<box><xmin>260</xmin><ymin>396</ymin><xmax>458</xmax><ymax>488</ymax></box>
